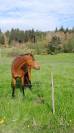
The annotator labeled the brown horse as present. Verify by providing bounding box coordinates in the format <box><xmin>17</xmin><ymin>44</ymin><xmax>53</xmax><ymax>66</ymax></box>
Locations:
<box><xmin>11</xmin><ymin>53</ymin><xmax>40</xmax><ymax>97</ymax></box>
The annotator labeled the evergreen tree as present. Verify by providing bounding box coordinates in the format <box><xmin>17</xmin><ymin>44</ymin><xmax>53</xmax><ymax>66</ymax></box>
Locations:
<box><xmin>47</xmin><ymin>36</ymin><xmax>61</xmax><ymax>54</ymax></box>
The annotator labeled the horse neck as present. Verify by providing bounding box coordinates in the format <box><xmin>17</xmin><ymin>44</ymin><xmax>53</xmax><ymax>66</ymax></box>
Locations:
<box><xmin>15</xmin><ymin>55</ymin><xmax>32</xmax><ymax>69</ymax></box>
<box><xmin>19</xmin><ymin>57</ymin><xmax>27</xmax><ymax>68</ymax></box>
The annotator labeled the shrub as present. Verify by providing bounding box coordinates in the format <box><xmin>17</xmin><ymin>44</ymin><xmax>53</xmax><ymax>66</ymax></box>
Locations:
<box><xmin>63</xmin><ymin>39</ymin><xmax>74</xmax><ymax>53</ymax></box>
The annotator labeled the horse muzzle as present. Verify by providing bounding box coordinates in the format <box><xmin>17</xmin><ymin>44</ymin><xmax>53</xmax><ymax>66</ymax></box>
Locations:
<box><xmin>32</xmin><ymin>61</ymin><xmax>40</xmax><ymax>70</ymax></box>
<box><xmin>36</xmin><ymin>65</ymin><xmax>40</xmax><ymax>70</ymax></box>
<box><xmin>34</xmin><ymin>64</ymin><xmax>40</xmax><ymax>70</ymax></box>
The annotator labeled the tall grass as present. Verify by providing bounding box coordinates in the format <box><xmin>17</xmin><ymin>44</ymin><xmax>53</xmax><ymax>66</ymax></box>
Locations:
<box><xmin>0</xmin><ymin>49</ymin><xmax>74</xmax><ymax>133</ymax></box>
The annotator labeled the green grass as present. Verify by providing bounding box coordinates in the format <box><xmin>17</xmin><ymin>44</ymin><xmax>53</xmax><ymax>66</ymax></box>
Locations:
<box><xmin>0</xmin><ymin>51</ymin><xmax>74</xmax><ymax>133</ymax></box>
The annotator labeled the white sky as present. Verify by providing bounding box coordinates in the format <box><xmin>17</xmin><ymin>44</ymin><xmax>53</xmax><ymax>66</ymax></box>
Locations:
<box><xmin>0</xmin><ymin>0</ymin><xmax>74</xmax><ymax>31</ymax></box>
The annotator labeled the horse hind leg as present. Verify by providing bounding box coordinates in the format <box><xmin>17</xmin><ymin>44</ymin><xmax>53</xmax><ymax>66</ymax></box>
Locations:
<box><xmin>28</xmin><ymin>80</ymin><xmax>32</xmax><ymax>89</ymax></box>
<box><xmin>24</xmin><ymin>72</ymin><xmax>32</xmax><ymax>89</ymax></box>
<box><xmin>21</xmin><ymin>77</ymin><xmax>25</xmax><ymax>96</ymax></box>
<box><xmin>11</xmin><ymin>78</ymin><xmax>16</xmax><ymax>97</ymax></box>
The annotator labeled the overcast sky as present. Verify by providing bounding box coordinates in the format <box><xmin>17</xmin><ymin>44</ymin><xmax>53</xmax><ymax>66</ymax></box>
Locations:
<box><xmin>0</xmin><ymin>0</ymin><xmax>74</xmax><ymax>31</ymax></box>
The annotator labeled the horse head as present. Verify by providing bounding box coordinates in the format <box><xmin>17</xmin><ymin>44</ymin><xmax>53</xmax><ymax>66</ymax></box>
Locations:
<box><xmin>25</xmin><ymin>54</ymin><xmax>40</xmax><ymax>70</ymax></box>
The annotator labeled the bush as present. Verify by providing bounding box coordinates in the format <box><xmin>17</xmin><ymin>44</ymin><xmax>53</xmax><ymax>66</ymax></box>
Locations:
<box><xmin>63</xmin><ymin>39</ymin><xmax>74</xmax><ymax>53</ymax></box>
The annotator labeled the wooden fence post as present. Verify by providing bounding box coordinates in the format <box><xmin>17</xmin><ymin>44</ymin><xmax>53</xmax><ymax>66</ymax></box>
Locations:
<box><xmin>0</xmin><ymin>48</ymin><xmax>1</xmax><ymax>59</ymax></box>
<box><xmin>51</xmin><ymin>72</ymin><xmax>55</xmax><ymax>114</ymax></box>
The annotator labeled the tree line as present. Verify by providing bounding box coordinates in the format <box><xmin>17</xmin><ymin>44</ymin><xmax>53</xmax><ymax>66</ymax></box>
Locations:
<box><xmin>0</xmin><ymin>28</ymin><xmax>46</xmax><ymax>45</ymax></box>
<box><xmin>47</xmin><ymin>26</ymin><xmax>74</xmax><ymax>54</ymax></box>
<box><xmin>47</xmin><ymin>35</ymin><xmax>74</xmax><ymax>54</ymax></box>
<box><xmin>55</xmin><ymin>26</ymin><xmax>74</xmax><ymax>33</ymax></box>
<box><xmin>0</xmin><ymin>27</ymin><xmax>74</xmax><ymax>54</ymax></box>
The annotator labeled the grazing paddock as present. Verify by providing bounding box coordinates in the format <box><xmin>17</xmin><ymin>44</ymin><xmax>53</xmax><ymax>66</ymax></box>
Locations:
<box><xmin>0</xmin><ymin>50</ymin><xmax>74</xmax><ymax>133</ymax></box>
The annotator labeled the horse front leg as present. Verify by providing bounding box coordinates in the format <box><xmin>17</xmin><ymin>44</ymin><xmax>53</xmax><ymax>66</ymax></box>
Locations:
<box><xmin>11</xmin><ymin>77</ymin><xmax>16</xmax><ymax>97</ymax></box>
<box><xmin>21</xmin><ymin>76</ymin><xmax>25</xmax><ymax>96</ymax></box>
<box><xmin>28</xmin><ymin>68</ymin><xmax>32</xmax><ymax>89</ymax></box>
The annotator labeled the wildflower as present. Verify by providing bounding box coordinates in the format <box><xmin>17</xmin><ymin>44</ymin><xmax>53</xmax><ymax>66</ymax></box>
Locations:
<box><xmin>28</xmin><ymin>125</ymin><xmax>29</xmax><ymax>128</ymax></box>
<box><xmin>0</xmin><ymin>119</ymin><xmax>4</xmax><ymax>124</ymax></box>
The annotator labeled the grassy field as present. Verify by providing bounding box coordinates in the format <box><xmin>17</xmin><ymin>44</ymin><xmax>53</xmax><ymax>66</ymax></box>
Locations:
<box><xmin>0</xmin><ymin>50</ymin><xmax>74</xmax><ymax>133</ymax></box>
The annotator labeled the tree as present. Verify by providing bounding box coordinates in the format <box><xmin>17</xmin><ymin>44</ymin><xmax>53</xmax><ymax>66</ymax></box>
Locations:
<box><xmin>55</xmin><ymin>27</ymin><xmax>58</xmax><ymax>32</ymax></box>
<box><xmin>47</xmin><ymin>36</ymin><xmax>61</xmax><ymax>54</ymax></box>
<box><xmin>59</xmin><ymin>26</ymin><xmax>65</xmax><ymax>32</ymax></box>
<box><xmin>0</xmin><ymin>32</ymin><xmax>5</xmax><ymax>45</ymax></box>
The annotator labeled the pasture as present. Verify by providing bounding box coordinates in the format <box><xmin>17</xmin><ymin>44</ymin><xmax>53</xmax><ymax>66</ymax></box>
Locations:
<box><xmin>0</xmin><ymin>49</ymin><xmax>74</xmax><ymax>133</ymax></box>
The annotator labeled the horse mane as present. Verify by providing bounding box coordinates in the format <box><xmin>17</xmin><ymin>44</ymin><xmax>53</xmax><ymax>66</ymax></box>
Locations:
<box><xmin>20</xmin><ymin>53</ymin><xmax>35</xmax><ymax>60</ymax></box>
